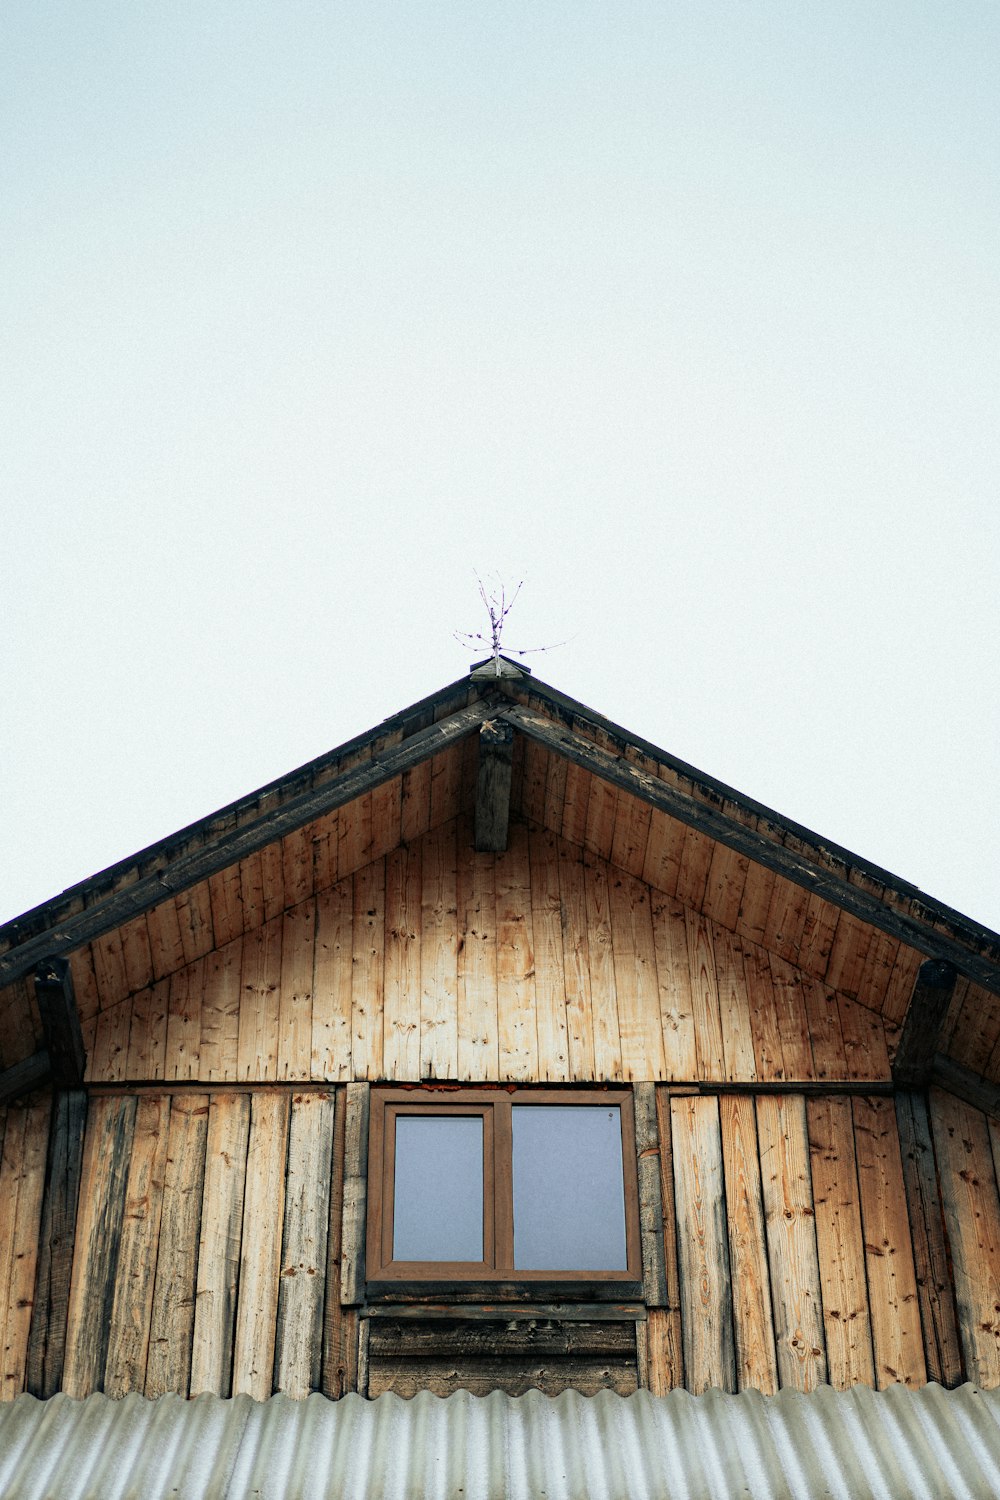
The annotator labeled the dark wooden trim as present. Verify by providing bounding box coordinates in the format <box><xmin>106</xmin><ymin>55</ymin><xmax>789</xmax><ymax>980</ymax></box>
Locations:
<box><xmin>893</xmin><ymin>961</ymin><xmax>958</xmax><ymax>1087</ymax></box>
<box><xmin>26</xmin><ymin>1089</ymin><xmax>89</xmax><ymax>1397</ymax></box>
<box><xmin>340</xmin><ymin>1082</ymin><xmax>370</xmax><ymax>1307</ymax></box>
<box><xmin>632</xmin><ymin>1083</ymin><xmax>668</xmax><ymax>1307</ymax></box>
<box><xmin>33</xmin><ymin>959</ymin><xmax>86</xmax><ymax>1086</ymax></box>
<box><xmin>363</xmin><ymin>1301</ymin><xmax>647</xmax><ymax>1321</ymax></box>
<box><xmin>499</xmin><ymin>704</ymin><xmax>1000</xmax><ymax>995</ymax></box>
<box><xmin>931</xmin><ymin>1054</ymin><xmax>1000</xmax><ymax>1118</ymax></box>
<box><xmin>475</xmin><ymin>719</ymin><xmax>514</xmax><ymax>853</ymax></box>
<box><xmin>0</xmin><ymin>700</ymin><xmax>498</xmax><ymax>989</ymax></box>
<box><xmin>0</xmin><ymin>1049</ymin><xmax>50</xmax><ymax>1105</ymax></box>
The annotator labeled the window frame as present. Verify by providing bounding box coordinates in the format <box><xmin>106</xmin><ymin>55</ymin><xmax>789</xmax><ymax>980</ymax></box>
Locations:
<box><xmin>366</xmin><ymin>1087</ymin><xmax>642</xmax><ymax>1294</ymax></box>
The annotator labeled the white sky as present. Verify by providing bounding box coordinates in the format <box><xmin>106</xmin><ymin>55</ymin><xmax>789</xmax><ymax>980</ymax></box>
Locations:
<box><xmin>2</xmin><ymin>1</ymin><xmax>999</xmax><ymax>934</ymax></box>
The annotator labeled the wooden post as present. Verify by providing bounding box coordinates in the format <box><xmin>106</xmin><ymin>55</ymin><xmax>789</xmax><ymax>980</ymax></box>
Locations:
<box><xmin>475</xmin><ymin>720</ymin><xmax>514</xmax><ymax>853</ymax></box>
<box><xmin>340</xmin><ymin>1083</ymin><xmax>370</xmax><ymax>1306</ymax></box>
<box><xmin>892</xmin><ymin>960</ymin><xmax>956</xmax><ymax>1088</ymax></box>
<box><xmin>632</xmin><ymin>1084</ymin><xmax>667</xmax><ymax>1307</ymax></box>
<box><xmin>34</xmin><ymin>958</ymin><xmax>86</xmax><ymax>1087</ymax></box>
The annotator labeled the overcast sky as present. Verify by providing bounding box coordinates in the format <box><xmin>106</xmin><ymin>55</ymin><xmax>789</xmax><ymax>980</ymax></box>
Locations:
<box><xmin>3</xmin><ymin>1</ymin><xmax>998</xmax><ymax>934</ymax></box>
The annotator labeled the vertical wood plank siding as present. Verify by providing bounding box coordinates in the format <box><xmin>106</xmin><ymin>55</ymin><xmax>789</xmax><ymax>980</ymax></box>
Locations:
<box><xmin>85</xmin><ymin>818</ymin><xmax>898</xmax><ymax>1089</ymax></box>
<box><xmin>2</xmin><ymin>1078</ymin><xmax>999</xmax><ymax>1399</ymax></box>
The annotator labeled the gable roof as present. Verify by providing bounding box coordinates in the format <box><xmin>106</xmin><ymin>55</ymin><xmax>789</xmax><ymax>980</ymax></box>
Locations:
<box><xmin>2</xmin><ymin>664</ymin><xmax>999</xmax><ymax>1085</ymax></box>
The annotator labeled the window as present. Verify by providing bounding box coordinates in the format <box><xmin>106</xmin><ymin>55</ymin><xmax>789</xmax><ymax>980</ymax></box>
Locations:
<box><xmin>366</xmin><ymin>1088</ymin><xmax>641</xmax><ymax>1290</ymax></box>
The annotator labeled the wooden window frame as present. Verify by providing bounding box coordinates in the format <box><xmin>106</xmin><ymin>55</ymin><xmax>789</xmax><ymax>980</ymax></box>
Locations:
<box><xmin>366</xmin><ymin>1087</ymin><xmax>642</xmax><ymax>1297</ymax></box>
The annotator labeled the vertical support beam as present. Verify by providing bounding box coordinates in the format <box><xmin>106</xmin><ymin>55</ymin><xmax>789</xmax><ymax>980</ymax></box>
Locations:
<box><xmin>892</xmin><ymin>960</ymin><xmax>956</xmax><ymax>1088</ymax></box>
<box><xmin>33</xmin><ymin>958</ymin><xmax>86</xmax><ymax>1087</ymax></box>
<box><xmin>340</xmin><ymin>1082</ymin><xmax>370</xmax><ymax>1306</ymax></box>
<box><xmin>475</xmin><ymin>720</ymin><xmax>514</xmax><ymax>853</ymax></box>
<box><xmin>632</xmin><ymin>1084</ymin><xmax>667</xmax><ymax>1306</ymax></box>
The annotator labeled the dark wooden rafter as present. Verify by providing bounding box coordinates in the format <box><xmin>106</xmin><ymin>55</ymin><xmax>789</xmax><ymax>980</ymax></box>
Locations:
<box><xmin>474</xmin><ymin>719</ymin><xmax>514</xmax><ymax>853</ymax></box>
<box><xmin>0</xmin><ymin>1049</ymin><xmax>50</xmax><ymax>1106</ymax></box>
<box><xmin>497</xmin><ymin>704</ymin><xmax>1000</xmax><ymax>996</ymax></box>
<box><xmin>0</xmin><ymin>699</ymin><xmax>499</xmax><ymax>990</ymax></box>
<box><xmin>892</xmin><ymin>960</ymin><xmax>957</xmax><ymax>1087</ymax></box>
<box><xmin>931</xmin><ymin>1055</ymin><xmax>1000</xmax><ymax>1118</ymax></box>
<box><xmin>33</xmin><ymin>957</ymin><xmax>86</xmax><ymax>1087</ymax></box>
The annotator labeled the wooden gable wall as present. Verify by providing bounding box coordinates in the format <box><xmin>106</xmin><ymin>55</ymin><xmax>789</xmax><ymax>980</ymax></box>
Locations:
<box><xmin>3</xmin><ymin>1080</ymin><xmax>999</xmax><ymax>1402</ymax></box>
<box><xmin>76</xmin><ymin>813</ymin><xmax>898</xmax><ymax>1089</ymax></box>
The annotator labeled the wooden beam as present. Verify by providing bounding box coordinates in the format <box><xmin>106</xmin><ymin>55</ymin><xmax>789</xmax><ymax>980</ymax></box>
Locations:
<box><xmin>33</xmin><ymin>958</ymin><xmax>86</xmax><ymax>1087</ymax></box>
<box><xmin>474</xmin><ymin>719</ymin><xmax>514</xmax><ymax>853</ymax></box>
<box><xmin>0</xmin><ymin>1049</ymin><xmax>50</xmax><ymax>1105</ymax></box>
<box><xmin>498</xmin><ymin>705</ymin><xmax>1000</xmax><ymax>996</ymax></box>
<box><xmin>892</xmin><ymin>960</ymin><xmax>957</xmax><ymax>1087</ymax></box>
<box><xmin>0</xmin><ymin>699</ymin><xmax>499</xmax><ymax>989</ymax></box>
<box><xmin>931</xmin><ymin>1054</ymin><xmax>1000</xmax><ymax>1118</ymax></box>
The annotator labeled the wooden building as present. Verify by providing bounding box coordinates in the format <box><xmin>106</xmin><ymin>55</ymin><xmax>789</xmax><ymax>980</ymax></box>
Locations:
<box><xmin>1</xmin><ymin>658</ymin><xmax>999</xmax><ymax>1414</ymax></box>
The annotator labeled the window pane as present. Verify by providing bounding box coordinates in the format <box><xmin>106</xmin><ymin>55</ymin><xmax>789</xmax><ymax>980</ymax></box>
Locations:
<box><xmin>512</xmin><ymin>1105</ymin><xmax>627</xmax><ymax>1270</ymax></box>
<box><xmin>393</xmin><ymin>1115</ymin><xmax>484</xmax><ymax>1262</ymax></box>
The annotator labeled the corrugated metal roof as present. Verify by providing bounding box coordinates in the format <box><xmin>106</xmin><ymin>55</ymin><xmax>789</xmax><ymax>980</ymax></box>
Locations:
<box><xmin>1</xmin><ymin>1384</ymin><xmax>999</xmax><ymax>1500</ymax></box>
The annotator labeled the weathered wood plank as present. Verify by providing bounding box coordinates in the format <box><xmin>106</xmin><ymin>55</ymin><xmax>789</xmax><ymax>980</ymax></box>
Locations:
<box><xmin>104</xmin><ymin>1093</ymin><xmax>171</xmax><ymax>1397</ymax></box>
<box><xmin>278</xmin><ymin>900</ymin><xmax>316</xmax><ymax>1082</ymax></box>
<box><xmin>496</xmin><ymin>824</ymin><xmax>538</xmax><ymax>1082</ymax></box>
<box><xmin>852</xmin><ymin>1094</ymin><xmax>927</xmax><ymax>1389</ymax></box>
<box><xmin>312</xmin><ymin>880</ymin><xmax>353</xmax><ymax>1083</ymax></box>
<box><xmin>895</xmin><ymin>1091</ymin><xmax>963</xmax><ymax>1387</ymax></box>
<box><xmin>610</xmin><ymin>873</ymin><xmax>665</xmax><ymax>1082</ymax></box>
<box><xmin>322</xmin><ymin>1089</ymin><xmax>358</xmax><ymax>1397</ymax></box>
<box><xmin>176</xmin><ymin>883</ymin><xmax>215</xmax><ymax>967</ymax></box>
<box><xmin>556</xmin><ymin>845</ymin><xmax>596</xmax><ymax>1083</ymax></box>
<box><xmin>929</xmin><ymin>1087</ymin><xmax>1000</xmax><ymax>1387</ymax></box>
<box><xmin>232</xmin><ymin>1092</ymin><xmax>290</xmax><ymax>1399</ymax></box>
<box><xmin>165</xmin><ymin>961</ymin><xmax>202</xmax><ymax>1082</ymax></box>
<box><xmin>208</xmin><ymin>864</ymin><xmax>244</xmax><ymax>950</ymax></box>
<box><xmin>62</xmin><ymin>1095</ymin><xmax>137</xmax><ymax>1397</ymax></box>
<box><xmin>126</xmin><ymin>978</ymin><xmax>169</xmax><ymax>1082</ymax></box>
<box><xmin>769</xmin><ymin>956</ymin><xmax>815</xmax><ymax>1083</ymax></box>
<box><xmin>383</xmin><ymin>844</ymin><xmax>423</xmax><ymax>1082</ymax></box>
<box><xmin>651</xmin><ymin>897</ymin><xmax>696</xmax><ymax>1081</ymax></box>
<box><xmin>651</xmin><ymin>1088</ymin><xmax>683</xmax><ymax>1390</ymax></box>
<box><xmin>670</xmin><ymin>1094</ymin><xmax>735</xmax><ymax>1394</ymax></box>
<box><xmin>701</xmin><ymin>842</ymin><xmax>749</xmax><ymax>932</ymax></box>
<box><xmin>720</xmin><ymin>1094</ymin><xmax>778</xmax><ymax>1394</ymax></box>
<box><xmin>0</xmin><ymin>1098</ymin><xmax>51</xmax><ymax>1400</ymax></box>
<box><xmin>26</xmin><ymin>1090</ymin><xmax>87</xmax><ymax>1398</ymax></box>
<box><xmin>351</xmin><ymin>864</ymin><xmax>385</xmax><ymax>1083</ymax></box>
<box><xmin>274</xmin><ymin>1091</ymin><xmax>335</xmax><ymax>1397</ymax></box>
<box><xmin>237</xmin><ymin>916</ymin><xmax>282</xmax><ymax>1083</ymax></box>
<box><xmin>632</xmin><ymin>1084</ymin><xmax>667</xmax><ymax>1307</ymax></box>
<box><xmin>457</xmin><ymin>824</ymin><xmax>500</xmax><ymax>1081</ymax></box>
<box><xmin>200</xmin><ymin>941</ymin><xmax>242</xmax><ymax>1083</ymax></box>
<box><xmin>756</xmin><ymin>1093</ymin><xmax>827</xmax><ymax>1391</ymax></box>
<box><xmin>686</xmin><ymin>908</ymin><xmax>724</xmax><ymax>1083</ymax></box>
<box><xmin>529</xmin><ymin>828</ymin><xmax>570</xmax><ymax>1083</ymax></box>
<box><xmin>609</xmin><ymin>795</ymin><xmax>652</xmax><ymax>882</ymax></box>
<box><xmin>420</xmin><ymin>822</ymin><xmax>459</xmax><ymax>1081</ymax></box>
<box><xmin>801</xmin><ymin>977</ymin><xmax>847</xmax><ymax>1082</ymax></box>
<box><xmin>340</xmin><ymin>1083</ymin><xmax>369</xmax><ymax>1308</ymax></box>
<box><xmin>366</xmin><ymin>1317</ymin><xmax>638</xmax><ymax>1398</ymax></box>
<box><xmin>744</xmin><ymin>944</ymin><xmax>783</xmax><ymax>1083</ymax></box>
<box><xmin>674</xmin><ymin>827</ymin><xmax>714</xmax><ymax>912</ymax></box>
<box><xmin>145</xmin><ymin>1094</ymin><xmax>210</xmax><ymax>1397</ymax></box>
<box><xmin>641</xmin><ymin>809</ymin><xmax>686</xmax><ymax>898</ymax></box>
<box><xmin>713</xmin><ymin>928</ymin><xmax>756</xmax><ymax>1082</ymax></box>
<box><xmin>806</xmin><ymin>1096</ymin><xmax>875</xmax><ymax>1389</ymax></box>
<box><xmin>190</xmin><ymin>1092</ymin><xmax>252</xmax><ymax>1397</ymax></box>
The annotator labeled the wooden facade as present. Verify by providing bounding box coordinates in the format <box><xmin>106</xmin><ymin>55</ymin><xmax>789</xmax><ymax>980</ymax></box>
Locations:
<box><xmin>2</xmin><ymin>667</ymin><xmax>999</xmax><ymax>1405</ymax></box>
